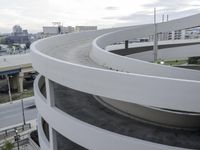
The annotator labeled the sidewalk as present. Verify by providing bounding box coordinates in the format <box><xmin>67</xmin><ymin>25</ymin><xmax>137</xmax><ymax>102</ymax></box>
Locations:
<box><xmin>0</xmin><ymin>96</ymin><xmax>34</xmax><ymax>109</ymax></box>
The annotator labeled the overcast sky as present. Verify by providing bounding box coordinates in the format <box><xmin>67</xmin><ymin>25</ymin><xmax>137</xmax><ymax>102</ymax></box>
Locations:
<box><xmin>0</xmin><ymin>0</ymin><xmax>200</xmax><ymax>33</ymax></box>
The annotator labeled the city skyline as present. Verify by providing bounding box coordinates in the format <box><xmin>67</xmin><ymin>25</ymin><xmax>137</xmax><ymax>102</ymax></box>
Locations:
<box><xmin>1</xmin><ymin>0</ymin><xmax>200</xmax><ymax>33</ymax></box>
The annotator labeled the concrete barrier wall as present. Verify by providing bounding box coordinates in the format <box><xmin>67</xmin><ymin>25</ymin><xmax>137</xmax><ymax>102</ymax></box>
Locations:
<box><xmin>127</xmin><ymin>43</ymin><xmax>200</xmax><ymax>61</ymax></box>
<box><xmin>34</xmin><ymin>75</ymin><xmax>187</xmax><ymax>150</ymax></box>
<box><xmin>90</xmin><ymin>14</ymin><xmax>200</xmax><ymax>80</ymax></box>
<box><xmin>96</xmin><ymin>96</ymin><xmax>200</xmax><ymax>128</ymax></box>
<box><xmin>31</xmin><ymin>46</ymin><xmax>200</xmax><ymax>112</ymax></box>
<box><xmin>31</xmin><ymin>14</ymin><xmax>200</xmax><ymax>150</ymax></box>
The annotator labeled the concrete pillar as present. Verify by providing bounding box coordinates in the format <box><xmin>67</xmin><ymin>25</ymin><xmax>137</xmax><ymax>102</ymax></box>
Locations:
<box><xmin>10</xmin><ymin>75</ymin><xmax>18</xmax><ymax>90</ymax></box>
<box><xmin>10</xmin><ymin>73</ymin><xmax>24</xmax><ymax>92</ymax></box>
<box><xmin>17</xmin><ymin>72</ymin><xmax>24</xmax><ymax>93</ymax></box>
<box><xmin>49</xmin><ymin>127</ymin><xmax>58</xmax><ymax>150</ymax></box>
<box><xmin>45</xmin><ymin>78</ymin><xmax>55</xmax><ymax>106</ymax></box>
<box><xmin>45</xmin><ymin>78</ymin><xmax>57</xmax><ymax>150</ymax></box>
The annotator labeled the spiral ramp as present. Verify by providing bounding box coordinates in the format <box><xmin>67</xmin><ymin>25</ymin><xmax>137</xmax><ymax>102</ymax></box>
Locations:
<box><xmin>31</xmin><ymin>14</ymin><xmax>200</xmax><ymax>150</ymax></box>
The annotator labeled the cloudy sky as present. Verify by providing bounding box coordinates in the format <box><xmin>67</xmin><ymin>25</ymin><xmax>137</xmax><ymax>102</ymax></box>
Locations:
<box><xmin>0</xmin><ymin>0</ymin><xmax>200</xmax><ymax>33</ymax></box>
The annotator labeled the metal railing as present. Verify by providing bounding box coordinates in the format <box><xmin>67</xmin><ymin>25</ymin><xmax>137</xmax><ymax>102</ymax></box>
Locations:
<box><xmin>0</xmin><ymin>123</ymin><xmax>31</xmax><ymax>140</ymax></box>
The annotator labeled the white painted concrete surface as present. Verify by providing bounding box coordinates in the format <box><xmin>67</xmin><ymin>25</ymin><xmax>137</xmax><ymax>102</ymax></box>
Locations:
<box><xmin>31</xmin><ymin>13</ymin><xmax>200</xmax><ymax>150</ymax></box>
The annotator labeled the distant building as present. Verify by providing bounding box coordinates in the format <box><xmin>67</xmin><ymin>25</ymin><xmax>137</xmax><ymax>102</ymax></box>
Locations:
<box><xmin>13</xmin><ymin>25</ymin><xmax>22</xmax><ymax>34</ymax></box>
<box><xmin>185</xmin><ymin>27</ymin><xmax>200</xmax><ymax>39</ymax></box>
<box><xmin>43</xmin><ymin>27</ymin><xmax>59</xmax><ymax>35</ymax></box>
<box><xmin>43</xmin><ymin>26</ymin><xmax>74</xmax><ymax>36</ymax></box>
<box><xmin>156</xmin><ymin>30</ymin><xmax>185</xmax><ymax>41</ymax></box>
<box><xmin>31</xmin><ymin>32</ymin><xmax>47</xmax><ymax>41</ymax></box>
<box><xmin>75</xmin><ymin>26</ymin><xmax>97</xmax><ymax>32</ymax></box>
<box><xmin>22</xmin><ymin>30</ymin><xmax>28</xmax><ymax>36</ymax></box>
<box><xmin>6</xmin><ymin>25</ymin><xmax>29</xmax><ymax>44</ymax></box>
<box><xmin>173</xmin><ymin>30</ymin><xmax>186</xmax><ymax>40</ymax></box>
<box><xmin>6</xmin><ymin>36</ymin><xmax>29</xmax><ymax>44</ymax></box>
<box><xmin>154</xmin><ymin>27</ymin><xmax>200</xmax><ymax>41</ymax></box>
<box><xmin>60</xmin><ymin>26</ymin><xmax>74</xmax><ymax>33</ymax></box>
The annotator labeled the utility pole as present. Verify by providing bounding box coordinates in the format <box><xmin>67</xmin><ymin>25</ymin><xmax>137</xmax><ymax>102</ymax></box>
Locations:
<box><xmin>153</xmin><ymin>8</ymin><xmax>158</xmax><ymax>62</ymax></box>
<box><xmin>125</xmin><ymin>40</ymin><xmax>129</xmax><ymax>49</ymax></box>
<box><xmin>6</xmin><ymin>75</ymin><xmax>12</xmax><ymax>103</ymax></box>
<box><xmin>21</xmin><ymin>99</ymin><xmax>26</xmax><ymax>125</ymax></box>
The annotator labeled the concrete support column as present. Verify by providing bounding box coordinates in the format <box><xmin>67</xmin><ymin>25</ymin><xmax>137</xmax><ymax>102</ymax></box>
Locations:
<box><xmin>49</xmin><ymin>127</ymin><xmax>58</xmax><ymax>150</ymax></box>
<box><xmin>10</xmin><ymin>73</ymin><xmax>24</xmax><ymax>93</ymax></box>
<box><xmin>45</xmin><ymin>78</ymin><xmax>55</xmax><ymax>106</ymax></box>
<box><xmin>45</xmin><ymin>78</ymin><xmax>57</xmax><ymax>150</ymax></box>
<box><xmin>10</xmin><ymin>75</ymin><xmax>18</xmax><ymax>91</ymax></box>
<box><xmin>17</xmin><ymin>72</ymin><xmax>24</xmax><ymax>93</ymax></box>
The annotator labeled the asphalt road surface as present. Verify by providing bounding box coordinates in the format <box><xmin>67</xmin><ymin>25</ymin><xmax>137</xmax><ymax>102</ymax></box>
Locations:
<box><xmin>0</xmin><ymin>97</ymin><xmax>37</xmax><ymax>129</ymax></box>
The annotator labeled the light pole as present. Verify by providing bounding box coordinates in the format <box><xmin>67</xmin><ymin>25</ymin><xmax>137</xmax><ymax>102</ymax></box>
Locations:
<box><xmin>15</xmin><ymin>129</ymin><xmax>20</xmax><ymax>150</ymax></box>
<box><xmin>153</xmin><ymin>8</ymin><xmax>158</xmax><ymax>62</ymax></box>
<box><xmin>21</xmin><ymin>99</ymin><xmax>26</xmax><ymax>126</ymax></box>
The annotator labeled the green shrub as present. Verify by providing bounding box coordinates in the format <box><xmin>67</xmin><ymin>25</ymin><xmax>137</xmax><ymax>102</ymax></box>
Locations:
<box><xmin>2</xmin><ymin>141</ymin><xmax>14</xmax><ymax>150</ymax></box>
<box><xmin>188</xmin><ymin>57</ymin><xmax>200</xmax><ymax>64</ymax></box>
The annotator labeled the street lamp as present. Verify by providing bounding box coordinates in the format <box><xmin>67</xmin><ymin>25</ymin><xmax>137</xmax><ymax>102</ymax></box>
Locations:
<box><xmin>160</xmin><ymin>61</ymin><xmax>165</xmax><ymax>65</ymax></box>
<box><xmin>15</xmin><ymin>129</ymin><xmax>20</xmax><ymax>150</ymax></box>
<box><xmin>21</xmin><ymin>99</ymin><xmax>26</xmax><ymax>126</ymax></box>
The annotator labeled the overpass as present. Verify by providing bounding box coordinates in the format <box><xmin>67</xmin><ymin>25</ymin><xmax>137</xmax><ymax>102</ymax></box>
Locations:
<box><xmin>0</xmin><ymin>54</ymin><xmax>34</xmax><ymax>92</ymax></box>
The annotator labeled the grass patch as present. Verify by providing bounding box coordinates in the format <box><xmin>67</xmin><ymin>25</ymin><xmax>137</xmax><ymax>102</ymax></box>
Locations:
<box><xmin>157</xmin><ymin>59</ymin><xmax>188</xmax><ymax>66</ymax></box>
<box><xmin>0</xmin><ymin>89</ymin><xmax>34</xmax><ymax>104</ymax></box>
<box><xmin>12</xmin><ymin>89</ymin><xmax>34</xmax><ymax>100</ymax></box>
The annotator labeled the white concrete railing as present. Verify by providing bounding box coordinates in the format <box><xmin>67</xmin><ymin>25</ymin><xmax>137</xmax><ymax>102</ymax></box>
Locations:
<box><xmin>31</xmin><ymin>42</ymin><xmax>200</xmax><ymax>113</ymax></box>
<box><xmin>91</xmin><ymin>41</ymin><xmax>200</xmax><ymax>80</ymax></box>
<box><xmin>127</xmin><ymin>44</ymin><xmax>200</xmax><ymax>62</ymax></box>
<box><xmin>91</xmin><ymin>14</ymin><xmax>200</xmax><ymax>81</ymax></box>
<box><xmin>34</xmin><ymin>75</ymin><xmax>189</xmax><ymax>150</ymax></box>
<box><xmin>31</xmin><ymin>35</ymin><xmax>200</xmax><ymax>112</ymax></box>
<box><xmin>105</xmin><ymin>39</ymin><xmax>200</xmax><ymax>51</ymax></box>
<box><xmin>105</xmin><ymin>39</ymin><xmax>200</xmax><ymax>62</ymax></box>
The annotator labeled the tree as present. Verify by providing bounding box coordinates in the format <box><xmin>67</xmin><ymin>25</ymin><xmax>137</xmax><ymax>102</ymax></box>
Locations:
<box><xmin>0</xmin><ymin>37</ymin><xmax>6</xmax><ymax>44</ymax></box>
<box><xmin>188</xmin><ymin>56</ymin><xmax>200</xmax><ymax>64</ymax></box>
<box><xmin>25</xmin><ymin>42</ymin><xmax>31</xmax><ymax>49</ymax></box>
<box><xmin>1</xmin><ymin>141</ymin><xmax>14</xmax><ymax>150</ymax></box>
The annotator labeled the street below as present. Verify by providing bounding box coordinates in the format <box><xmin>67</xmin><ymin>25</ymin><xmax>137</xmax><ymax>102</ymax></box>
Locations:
<box><xmin>0</xmin><ymin>97</ymin><xmax>37</xmax><ymax>129</ymax></box>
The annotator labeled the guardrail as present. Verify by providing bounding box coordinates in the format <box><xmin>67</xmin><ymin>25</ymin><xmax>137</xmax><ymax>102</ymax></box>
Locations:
<box><xmin>0</xmin><ymin>123</ymin><xmax>31</xmax><ymax>140</ymax></box>
<box><xmin>0</xmin><ymin>132</ymin><xmax>29</xmax><ymax>148</ymax></box>
<box><xmin>0</xmin><ymin>131</ymin><xmax>40</xmax><ymax>150</ymax></box>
